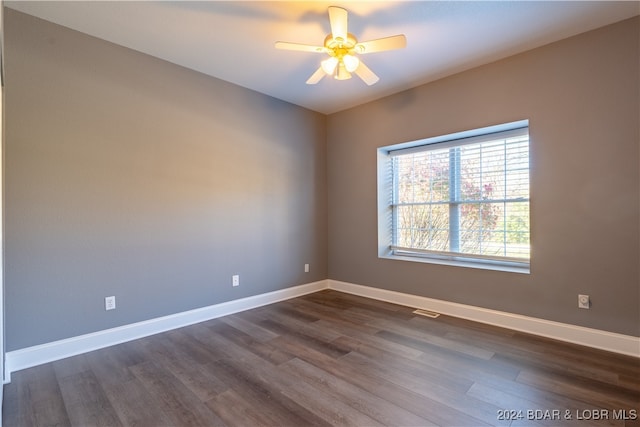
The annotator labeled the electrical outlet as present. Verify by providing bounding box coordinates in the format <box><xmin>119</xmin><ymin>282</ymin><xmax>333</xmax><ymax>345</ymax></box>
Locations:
<box><xmin>304</xmin><ymin>264</ymin><xmax>310</xmax><ymax>273</ymax></box>
<box><xmin>578</xmin><ymin>294</ymin><xmax>590</xmax><ymax>309</ymax></box>
<box><xmin>232</xmin><ymin>275</ymin><xmax>240</xmax><ymax>287</ymax></box>
<box><xmin>105</xmin><ymin>296</ymin><xmax>116</xmax><ymax>311</ymax></box>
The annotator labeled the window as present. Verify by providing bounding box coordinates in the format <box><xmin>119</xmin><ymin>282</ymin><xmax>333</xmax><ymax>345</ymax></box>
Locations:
<box><xmin>378</xmin><ymin>121</ymin><xmax>530</xmax><ymax>272</ymax></box>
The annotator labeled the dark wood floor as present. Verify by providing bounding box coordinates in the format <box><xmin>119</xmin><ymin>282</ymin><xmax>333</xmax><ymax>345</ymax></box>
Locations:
<box><xmin>3</xmin><ymin>290</ymin><xmax>639</xmax><ymax>426</ymax></box>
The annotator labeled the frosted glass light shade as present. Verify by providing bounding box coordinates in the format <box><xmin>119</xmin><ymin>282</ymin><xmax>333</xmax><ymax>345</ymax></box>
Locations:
<box><xmin>343</xmin><ymin>54</ymin><xmax>360</xmax><ymax>72</ymax></box>
<box><xmin>321</xmin><ymin>57</ymin><xmax>339</xmax><ymax>74</ymax></box>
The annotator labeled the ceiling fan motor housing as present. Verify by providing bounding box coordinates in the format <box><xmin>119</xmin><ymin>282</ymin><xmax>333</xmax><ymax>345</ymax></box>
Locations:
<box><xmin>324</xmin><ymin>33</ymin><xmax>358</xmax><ymax>53</ymax></box>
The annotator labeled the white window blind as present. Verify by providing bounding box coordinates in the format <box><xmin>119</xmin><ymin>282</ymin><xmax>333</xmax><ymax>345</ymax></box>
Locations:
<box><xmin>387</xmin><ymin>126</ymin><xmax>530</xmax><ymax>267</ymax></box>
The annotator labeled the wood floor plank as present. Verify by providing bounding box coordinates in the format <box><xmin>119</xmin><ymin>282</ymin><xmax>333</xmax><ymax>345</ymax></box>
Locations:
<box><xmin>222</xmin><ymin>355</ymin><xmax>385</xmax><ymax>427</ymax></box>
<box><xmin>327</xmin><ymin>325</ymin><xmax>424</xmax><ymax>359</ymax></box>
<box><xmin>83</xmin><ymin>345</ymin><xmax>139</xmax><ymax>388</ymax></box>
<box><xmin>207</xmin><ymin>320</ymin><xmax>296</xmax><ymax>365</ymax></box>
<box><xmin>129</xmin><ymin>361</ymin><xmax>226</xmax><ymax>427</ymax></box>
<box><xmin>163</xmin><ymin>328</ymin><xmax>226</xmax><ymax>365</ymax></box>
<box><xmin>262</xmin><ymin>308</ymin><xmax>343</xmax><ymax>343</ymax></box>
<box><xmin>307</xmin><ymin>290</ymin><xmax>413</xmax><ymax>316</ymax></box>
<box><xmin>2</xmin><ymin>375</ymin><xmax>37</xmax><ymax>427</ymax></box>
<box><xmin>340</xmin><ymin>350</ymin><xmax>504</xmax><ymax>426</ymax></box>
<box><xmin>180</xmin><ymin>322</ymin><xmax>241</xmax><ymax>360</ymax></box>
<box><xmin>206</xmin><ymin>388</ymin><xmax>283</xmax><ymax>427</ymax></box>
<box><xmin>53</xmin><ymin>353</ymin><xmax>92</xmax><ymax>381</ymax></box>
<box><xmin>417</xmin><ymin>347</ymin><xmax>521</xmax><ymax>383</ymax></box>
<box><xmin>102</xmin><ymin>378</ymin><xmax>175</xmax><ymax>427</ymax></box>
<box><xmin>259</xmin><ymin>318</ymin><xmax>352</xmax><ymax>359</ymax></box>
<box><xmin>376</xmin><ymin>327</ymin><xmax>496</xmax><ymax>360</ymax></box>
<box><xmin>467</xmin><ymin>382</ymin><xmax>553</xmax><ymax>426</ymax></box>
<box><xmin>219</xmin><ymin>313</ymin><xmax>280</xmax><ymax>343</ymax></box>
<box><xmin>187</xmin><ymin>326</ymin><xmax>333</xmax><ymax>426</ymax></box>
<box><xmin>467</xmin><ymin>382</ymin><xmax>625</xmax><ymax>427</ymax></box>
<box><xmin>17</xmin><ymin>364</ymin><xmax>72</xmax><ymax>427</ymax></box>
<box><xmin>335</xmin><ymin>335</ymin><xmax>473</xmax><ymax>392</ymax></box>
<box><xmin>138</xmin><ymin>333</ymin><xmax>229</xmax><ymax>400</ymax></box>
<box><xmin>467</xmin><ymin>366</ymin><xmax>634</xmax><ymax>426</ymax></box>
<box><xmin>427</xmin><ymin>312</ymin><xmax>517</xmax><ymax>338</ymax></box>
<box><xmin>57</xmin><ymin>370</ymin><xmax>122</xmax><ymax>427</ymax></box>
<box><xmin>516</xmin><ymin>368</ymin><xmax>639</xmax><ymax>409</ymax></box>
<box><xmin>369</xmin><ymin>315</ymin><xmax>498</xmax><ymax>360</ymax></box>
<box><xmin>194</xmin><ymin>323</ymin><xmax>377</xmax><ymax>425</ymax></box>
<box><xmin>4</xmin><ymin>290</ymin><xmax>638</xmax><ymax>427</ymax></box>
<box><xmin>620</xmin><ymin>374</ymin><xmax>640</xmax><ymax>393</ymax></box>
<box><xmin>281</xmin><ymin>357</ymin><xmax>435</xmax><ymax>426</ymax></box>
<box><xmin>269</xmin><ymin>300</ymin><xmax>324</xmax><ymax>323</ymax></box>
<box><xmin>290</xmin><ymin>298</ymin><xmax>383</xmax><ymax>335</ymax></box>
<box><xmin>208</xmin><ymin>357</ymin><xmax>332</xmax><ymax>427</ymax></box>
<box><xmin>271</xmin><ymin>335</ymin><xmax>493</xmax><ymax>426</ymax></box>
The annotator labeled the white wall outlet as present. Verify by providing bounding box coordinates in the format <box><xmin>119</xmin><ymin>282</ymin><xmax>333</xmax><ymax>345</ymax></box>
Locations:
<box><xmin>232</xmin><ymin>275</ymin><xmax>240</xmax><ymax>287</ymax></box>
<box><xmin>578</xmin><ymin>294</ymin><xmax>590</xmax><ymax>309</ymax></box>
<box><xmin>105</xmin><ymin>296</ymin><xmax>116</xmax><ymax>311</ymax></box>
<box><xmin>304</xmin><ymin>263</ymin><xmax>310</xmax><ymax>273</ymax></box>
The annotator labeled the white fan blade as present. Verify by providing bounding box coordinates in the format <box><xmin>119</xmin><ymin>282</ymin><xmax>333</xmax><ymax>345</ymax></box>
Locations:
<box><xmin>275</xmin><ymin>41</ymin><xmax>328</xmax><ymax>53</ymax></box>
<box><xmin>355</xmin><ymin>35</ymin><xmax>407</xmax><ymax>54</ymax></box>
<box><xmin>306</xmin><ymin>67</ymin><xmax>326</xmax><ymax>85</ymax></box>
<box><xmin>354</xmin><ymin>61</ymin><xmax>379</xmax><ymax>86</ymax></box>
<box><xmin>328</xmin><ymin>6</ymin><xmax>348</xmax><ymax>42</ymax></box>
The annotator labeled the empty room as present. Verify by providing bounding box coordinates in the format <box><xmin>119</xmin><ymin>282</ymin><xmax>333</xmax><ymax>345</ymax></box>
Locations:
<box><xmin>1</xmin><ymin>1</ymin><xmax>639</xmax><ymax>426</ymax></box>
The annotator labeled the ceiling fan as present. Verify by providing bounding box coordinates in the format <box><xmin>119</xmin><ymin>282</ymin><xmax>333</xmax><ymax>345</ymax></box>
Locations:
<box><xmin>275</xmin><ymin>6</ymin><xmax>407</xmax><ymax>86</ymax></box>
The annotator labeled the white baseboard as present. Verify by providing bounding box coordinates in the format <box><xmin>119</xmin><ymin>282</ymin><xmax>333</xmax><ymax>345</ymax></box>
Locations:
<box><xmin>6</xmin><ymin>278</ymin><xmax>638</xmax><ymax>383</ymax></box>
<box><xmin>4</xmin><ymin>280</ymin><xmax>327</xmax><ymax>382</ymax></box>
<box><xmin>328</xmin><ymin>280</ymin><xmax>640</xmax><ymax>358</ymax></box>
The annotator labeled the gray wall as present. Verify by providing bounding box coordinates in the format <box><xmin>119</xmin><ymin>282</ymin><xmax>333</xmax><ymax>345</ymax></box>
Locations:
<box><xmin>327</xmin><ymin>17</ymin><xmax>640</xmax><ymax>337</ymax></box>
<box><xmin>4</xmin><ymin>9</ymin><xmax>327</xmax><ymax>351</ymax></box>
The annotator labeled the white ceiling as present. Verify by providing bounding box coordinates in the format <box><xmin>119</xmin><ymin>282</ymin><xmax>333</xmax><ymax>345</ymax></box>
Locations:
<box><xmin>6</xmin><ymin>1</ymin><xmax>639</xmax><ymax>114</ymax></box>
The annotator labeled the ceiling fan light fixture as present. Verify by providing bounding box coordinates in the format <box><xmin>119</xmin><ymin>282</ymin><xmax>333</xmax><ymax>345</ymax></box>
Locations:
<box><xmin>276</xmin><ymin>6</ymin><xmax>406</xmax><ymax>85</ymax></box>
<box><xmin>343</xmin><ymin>54</ymin><xmax>360</xmax><ymax>73</ymax></box>
<box><xmin>321</xmin><ymin>57</ymin><xmax>339</xmax><ymax>75</ymax></box>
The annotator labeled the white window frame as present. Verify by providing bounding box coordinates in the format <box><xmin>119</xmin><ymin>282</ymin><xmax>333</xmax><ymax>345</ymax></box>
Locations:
<box><xmin>377</xmin><ymin>120</ymin><xmax>530</xmax><ymax>274</ymax></box>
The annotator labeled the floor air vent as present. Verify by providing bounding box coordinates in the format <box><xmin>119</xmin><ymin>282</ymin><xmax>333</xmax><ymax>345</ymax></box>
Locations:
<box><xmin>413</xmin><ymin>309</ymin><xmax>441</xmax><ymax>318</ymax></box>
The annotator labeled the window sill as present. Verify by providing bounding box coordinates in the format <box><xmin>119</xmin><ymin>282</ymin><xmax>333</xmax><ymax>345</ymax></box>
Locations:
<box><xmin>379</xmin><ymin>252</ymin><xmax>530</xmax><ymax>274</ymax></box>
